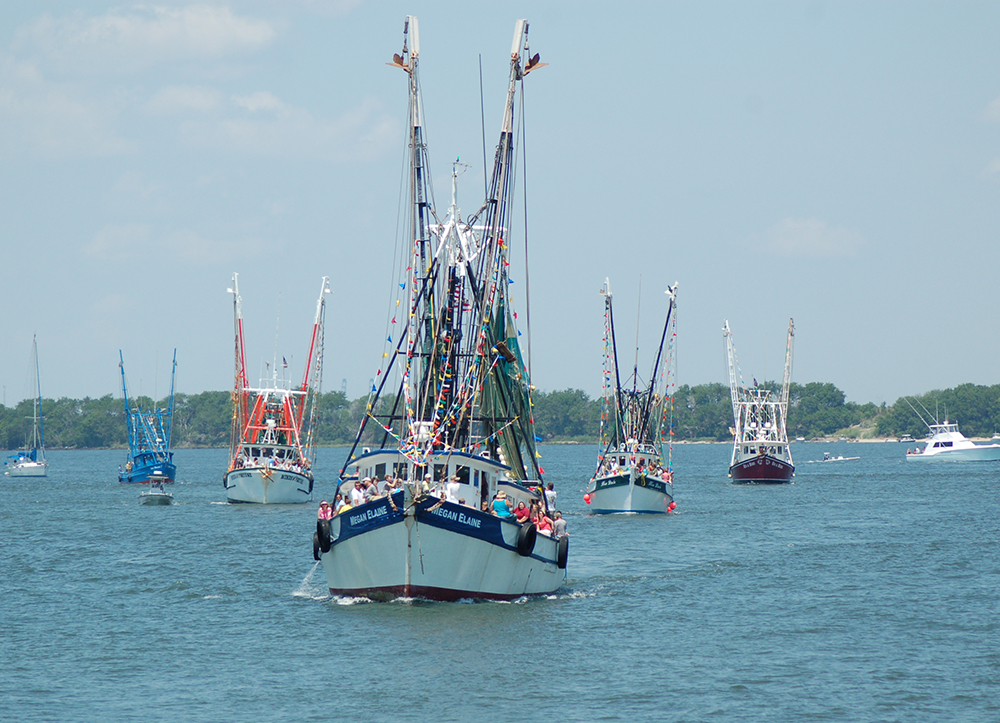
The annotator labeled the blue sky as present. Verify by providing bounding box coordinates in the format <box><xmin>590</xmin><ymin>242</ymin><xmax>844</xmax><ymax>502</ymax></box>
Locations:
<box><xmin>1</xmin><ymin>1</ymin><xmax>999</xmax><ymax>407</ymax></box>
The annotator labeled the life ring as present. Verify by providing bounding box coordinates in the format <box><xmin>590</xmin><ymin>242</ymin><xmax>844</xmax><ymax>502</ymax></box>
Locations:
<box><xmin>317</xmin><ymin>519</ymin><xmax>332</xmax><ymax>553</ymax></box>
<box><xmin>556</xmin><ymin>536</ymin><xmax>569</xmax><ymax>569</ymax></box>
<box><xmin>313</xmin><ymin>532</ymin><xmax>321</xmax><ymax>561</ymax></box>
<box><xmin>516</xmin><ymin>522</ymin><xmax>537</xmax><ymax>557</ymax></box>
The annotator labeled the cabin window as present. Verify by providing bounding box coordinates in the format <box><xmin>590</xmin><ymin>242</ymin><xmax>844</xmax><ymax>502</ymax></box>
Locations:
<box><xmin>375</xmin><ymin>463</ymin><xmax>386</xmax><ymax>478</ymax></box>
<box><xmin>392</xmin><ymin>462</ymin><xmax>406</xmax><ymax>478</ymax></box>
<box><xmin>434</xmin><ymin>464</ymin><xmax>447</xmax><ymax>482</ymax></box>
<box><xmin>455</xmin><ymin>466</ymin><xmax>470</xmax><ymax>485</ymax></box>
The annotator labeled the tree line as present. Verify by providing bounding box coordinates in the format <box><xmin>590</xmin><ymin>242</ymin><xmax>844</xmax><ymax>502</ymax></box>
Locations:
<box><xmin>2</xmin><ymin>382</ymin><xmax>999</xmax><ymax>450</ymax></box>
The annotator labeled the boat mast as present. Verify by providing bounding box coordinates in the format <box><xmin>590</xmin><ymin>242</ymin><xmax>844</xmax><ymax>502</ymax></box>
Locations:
<box><xmin>165</xmin><ymin>349</ymin><xmax>177</xmax><ymax>451</ymax></box>
<box><xmin>299</xmin><ymin>277</ymin><xmax>331</xmax><ymax>460</ymax></box>
<box><xmin>723</xmin><ymin>320</ymin><xmax>743</xmax><ymax>465</ymax></box>
<box><xmin>229</xmin><ymin>273</ymin><xmax>248</xmax><ymax>465</ymax></box>
<box><xmin>635</xmin><ymin>284</ymin><xmax>677</xmax><ymax>446</ymax></box>
<box><xmin>119</xmin><ymin>350</ymin><xmax>137</xmax><ymax>459</ymax></box>
<box><xmin>32</xmin><ymin>335</ymin><xmax>44</xmax><ymax>457</ymax></box>
<box><xmin>780</xmin><ymin>318</ymin><xmax>794</xmax><ymax>409</ymax></box>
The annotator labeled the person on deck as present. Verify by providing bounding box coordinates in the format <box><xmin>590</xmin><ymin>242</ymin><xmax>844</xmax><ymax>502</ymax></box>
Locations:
<box><xmin>552</xmin><ymin>511</ymin><xmax>568</xmax><ymax>538</ymax></box>
<box><xmin>544</xmin><ymin>482</ymin><xmax>557</xmax><ymax>512</ymax></box>
<box><xmin>332</xmin><ymin>493</ymin><xmax>345</xmax><ymax>515</ymax></box>
<box><xmin>513</xmin><ymin>501</ymin><xmax>531</xmax><ymax>524</ymax></box>
<box><xmin>445</xmin><ymin>475</ymin><xmax>461</xmax><ymax>503</ymax></box>
<box><xmin>317</xmin><ymin>500</ymin><xmax>333</xmax><ymax>520</ymax></box>
<box><xmin>492</xmin><ymin>491</ymin><xmax>513</xmax><ymax>518</ymax></box>
<box><xmin>350</xmin><ymin>480</ymin><xmax>367</xmax><ymax>507</ymax></box>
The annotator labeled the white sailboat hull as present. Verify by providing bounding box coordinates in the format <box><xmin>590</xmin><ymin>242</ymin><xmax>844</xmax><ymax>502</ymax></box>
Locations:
<box><xmin>587</xmin><ymin>470</ymin><xmax>672</xmax><ymax>514</ymax></box>
<box><xmin>5</xmin><ymin>461</ymin><xmax>47</xmax><ymax>477</ymax></box>
<box><xmin>225</xmin><ymin>467</ymin><xmax>312</xmax><ymax>504</ymax></box>
<box><xmin>320</xmin><ymin>495</ymin><xmax>566</xmax><ymax>600</ymax></box>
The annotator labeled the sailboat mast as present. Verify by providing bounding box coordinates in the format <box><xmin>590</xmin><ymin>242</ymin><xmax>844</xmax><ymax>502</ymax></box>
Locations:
<box><xmin>32</xmin><ymin>336</ymin><xmax>44</xmax><ymax>452</ymax></box>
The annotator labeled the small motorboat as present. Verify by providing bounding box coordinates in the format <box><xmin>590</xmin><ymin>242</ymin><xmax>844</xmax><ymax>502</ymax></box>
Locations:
<box><xmin>140</xmin><ymin>475</ymin><xmax>174</xmax><ymax>505</ymax></box>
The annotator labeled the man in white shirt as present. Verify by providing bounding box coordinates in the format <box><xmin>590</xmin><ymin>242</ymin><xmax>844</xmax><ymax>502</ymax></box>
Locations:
<box><xmin>350</xmin><ymin>479</ymin><xmax>367</xmax><ymax>506</ymax></box>
<box><xmin>445</xmin><ymin>474</ymin><xmax>461</xmax><ymax>503</ymax></box>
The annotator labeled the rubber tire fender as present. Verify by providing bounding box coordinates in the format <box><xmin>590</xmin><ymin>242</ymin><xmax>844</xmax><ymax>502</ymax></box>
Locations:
<box><xmin>516</xmin><ymin>521</ymin><xmax>537</xmax><ymax>557</ymax></box>
<box><xmin>556</xmin><ymin>536</ymin><xmax>569</xmax><ymax>569</ymax></box>
<box><xmin>313</xmin><ymin>532</ymin><xmax>321</xmax><ymax>561</ymax></box>
<box><xmin>317</xmin><ymin>519</ymin><xmax>332</xmax><ymax>553</ymax></box>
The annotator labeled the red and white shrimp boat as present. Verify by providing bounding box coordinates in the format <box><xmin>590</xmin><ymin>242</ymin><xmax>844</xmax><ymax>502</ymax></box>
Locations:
<box><xmin>223</xmin><ymin>274</ymin><xmax>330</xmax><ymax>504</ymax></box>
<box><xmin>724</xmin><ymin>319</ymin><xmax>795</xmax><ymax>483</ymax></box>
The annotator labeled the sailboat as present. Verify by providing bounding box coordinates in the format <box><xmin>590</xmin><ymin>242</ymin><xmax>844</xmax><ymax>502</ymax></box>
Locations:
<box><xmin>585</xmin><ymin>280</ymin><xmax>678</xmax><ymax>513</ymax></box>
<box><xmin>724</xmin><ymin>319</ymin><xmax>795</xmax><ymax>483</ymax></box>
<box><xmin>223</xmin><ymin>274</ymin><xmax>330</xmax><ymax>504</ymax></box>
<box><xmin>316</xmin><ymin>16</ymin><xmax>564</xmax><ymax>601</ymax></box>
<box><xmin>118</xmin><ymin>350</ymin><xmax>177</xmax><ymax>484</ymax></box>
<box><xmin>5</xmin><ymin>335</ymin><xmax>47</xmax><ymax>477</ymax></box>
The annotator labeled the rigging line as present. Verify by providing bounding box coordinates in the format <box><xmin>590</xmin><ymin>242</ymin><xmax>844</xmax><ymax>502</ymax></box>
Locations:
<box><xmin>480</xmin><ymin>54</ymin><xmax>488</xmax><ymax>199</ymax></box>
<box><xmin>636</xmin><ymin>292</ymin><xmax>675</xmax><ymax>444</ymax></box>
<box><xmin>633</xmin><ymin>276</ymin><xmax>642</xmax><ymax>397</ymax></box>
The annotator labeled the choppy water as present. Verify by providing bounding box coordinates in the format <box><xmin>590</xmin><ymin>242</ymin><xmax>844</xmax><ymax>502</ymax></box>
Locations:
<box><xmin>1</xmin><ymin>443</ymin><xmax>998</xmax><ymax>722</ymax></box>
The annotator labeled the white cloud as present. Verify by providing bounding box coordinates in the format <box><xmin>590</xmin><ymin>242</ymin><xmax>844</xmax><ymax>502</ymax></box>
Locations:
<box><xmin>146</xmin><ymin>85</ymin><xmax>222</xmax><ymax>114</ymax></box>
<box><xmin>179</xmin><ymin>95</ymin><xmax>398</xmax><ymax>160</ymax></box>
<box><xmin>87</xmin><ymin>222</ymin><xmax>265</xmax><ymax>265</ymax></box>
<box><xmin>762</xmin><ymin>218</ymin><xmax>864</xmax><ymax>257</ymax></box>
<box><xmin>982</xmin><ymin>95</ymin><xmax>1000</xmax><ymax>123</ymax></box>
<box><xmin>0</xmin><ymin>57</ymin><xmax>135</xmax><ymax>157</ymax></box>
<box><xmin>233</xmin><ymin>91</ymin><xmax>286</xmax><ymax>114</ymax></box>
<box><xmin>13</xmin><ymin>5</ymin><xmax>275</xmax><ymax>73</ymax></box>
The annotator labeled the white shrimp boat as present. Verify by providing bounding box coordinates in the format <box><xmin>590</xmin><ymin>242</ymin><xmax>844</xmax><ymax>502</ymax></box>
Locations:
<box><xmin>315</xmin><ymin>17</ymin><xmax>565</xmax><ymax>601</ymax></box>
<box><xmin>5</xmin><ymin>336</ymin><xmax>47</xmax><ymax>477</ymax></box>
<box><xmin>223</xmin><ymin>274</ymin><xmax>330</xmax><ymax>503</ymax></box>
<box><xmin>905</xmin><ymin>421</ymin><xmax>1000</xmax><ymax>461</ymax></box>
<box><xmin>724</xmin><ymin>319</ymin><xmax>796</xmax><ymax>483</ymax></box>
<box><xmin>585</xmin><ymin>279</ymin><xmax>678</xmax><ymax>514</ymax></box>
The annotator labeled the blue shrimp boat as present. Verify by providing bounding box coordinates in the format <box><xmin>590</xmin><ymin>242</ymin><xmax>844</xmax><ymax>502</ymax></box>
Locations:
<box><xmin>118</xmin><ymin>350</ymin><xmax>177</xmax><ymax>484</ymax></box>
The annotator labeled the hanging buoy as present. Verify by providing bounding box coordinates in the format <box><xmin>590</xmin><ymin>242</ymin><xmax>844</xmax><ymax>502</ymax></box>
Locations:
<box><xmin>668</xmin><ymin>501</ymin><xmax>677</xmax><ymax>511</ymax></box>
<box><xmin>583</xmin><ymin>494</ymin><xmax>591</xmax><ymax>504</ymax></box>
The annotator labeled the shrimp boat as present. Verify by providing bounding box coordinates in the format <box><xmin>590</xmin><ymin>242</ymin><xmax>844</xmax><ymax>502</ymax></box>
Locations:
<box><xmin>223</xmin><ymin>274</ymin><xmax>330</xmax><ymax>504</ymax></box>
<box><xmin>5</xmin><ymin>335</ymin><xmax>47</xmax><ymax>477</ymax></box>
<box><xmin>586</xmin><ymin>280</ymin><xmax>678</xmax><ymax>514</ymax></box>
<box><xmin>118</xmin><ymin>350</ymin><xmax>177</xmax><ymax>484</ymax></box>
<box><xmin>724</xmin><ymin>319</ymin><xmax>795</xmax><ymax>483</ymax></box>
<box><xmin>316</xmin><ymin>16</ymin><xmax>565</xmax><ymax>601</ymax></box>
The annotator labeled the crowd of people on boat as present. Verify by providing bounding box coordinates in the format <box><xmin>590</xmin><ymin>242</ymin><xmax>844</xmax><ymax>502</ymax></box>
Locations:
<box><xmin>316</xmin><ymin>475</ymin><xmax>568</xmax><ymax>538</ymax></box>
<box><xmin>231</xmin><ymin>452</ymin><xmax>309</xmax><ymax>475</ymax></box>
<box><xmin>594</xmin><ymin>454</ymin><xmax>673</xmax><ymax>483</ymax></box>
<box><xmin>489</xmin><ymin>490</ymin><xmax>567</xmax><ymax>537</ymax></box>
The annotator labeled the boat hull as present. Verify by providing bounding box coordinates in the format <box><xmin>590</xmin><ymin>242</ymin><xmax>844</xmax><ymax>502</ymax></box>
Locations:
<box><xmin>121</xmin><ymin>461</ymin><xmax>176</xmax><ymax>484</ymax></box>
<box><xmin>729</xmin><ymin>455</ymin><xmax>794</xmax><ymax>483</ymax></box>
<box><xmin>225</xmin><ymin>467</ymin><xmax>312</xmax><ymax>504</ymax></box>
<box><xmin>906</xmin><ymin>445</ymin><xmax>1000</xmax><ymax>462</ymax></box>
<box><xmin>5</xmin><ymin>461</ymin><xmax>47</xmax><ymax>477</ymax></box>
<box><xmin>320</xmin><ymin>494</ymin><xmax>565</xmax><ymax>600</ymax></box>
<box><xmin>587</xmin><ymin>471</ymin><xmax>673</xmax><ymax>514</ymax></box>
<box><xmin>140</xmin><ymin>492</ymin><xmax>173</xmax><ymax>505</ymax></box>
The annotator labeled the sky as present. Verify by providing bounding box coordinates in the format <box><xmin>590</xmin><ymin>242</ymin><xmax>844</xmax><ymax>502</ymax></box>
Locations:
<box><xmin>1</xmin><ymin>1</ymin><xmax>999</xmax><ymax>407</ymax></box>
